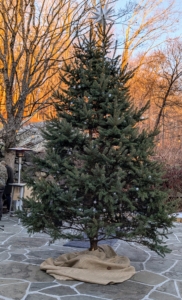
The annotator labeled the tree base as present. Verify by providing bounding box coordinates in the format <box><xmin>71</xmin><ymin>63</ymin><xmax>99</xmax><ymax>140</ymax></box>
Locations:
<box><xmin>40</xmin><ymin>244</ymin><xmax>135</xmax><ymax>284</ymax></box>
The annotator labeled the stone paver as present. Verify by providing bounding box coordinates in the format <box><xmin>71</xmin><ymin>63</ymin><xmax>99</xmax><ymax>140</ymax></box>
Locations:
<box><xmin>0</xmin><ymin>261</ymin><xmax>54</xmax><ymax>282</ymax></box>
<box><xmin>116</xmin><ymin>240</ymin><xmax>149</xmax><ymax>262</ymax></box>
<box><xmin>60</xmin><ymin>297</ymin><xmax>107</xmax><ymax>300</ymax></box>
<box><xmin>29</xmin><ymin>282</ymin><xmax>58</xmax><ymax>292</ymax></box>
<box><xmin>131</xmin><ymin>270</ymin><xmax>167</xmax><ymax>285</ymax></box>
<box><xmin>145</xmin><ymin>257</ymin><xmax>175</xmax><ymax>273</ymax></box>
<box><xmin>131</xmin><ymin>261</ymin><xmax>144</xmax><ymax>271</ymax></box>
<box><xmin>177</xmin><ymin>280</ymin><xmax>182</xmax><ymax>298</ymax></box>
<box><xmin>0</xmin><ymin>215</ymin><xmax>181</xmax><ymax>300</ymax></box>
<box><xmin>163</xmin><ymin>261</ymin><xmax>182</xmax><ymax>280</ymax></box>
<box><xmin>27</xmin><ymin>250</ymin><xmax>64</xmax><ymax>259</ymax></box>
<box><xmin>0</xmin><ymin>282</ymin><xmax>29</xmax><ymax>300</ymax></box>
<box><xmin>39</xmin><ymin>285</ymin><xmax>77</xmax><ymax>296</ymax></box>
<box><xmin>76</xmin><ymin>281</ymin><xmax>152</xmax><ymax>300</ymax></box>
<box><xmin>177</xmin><ymin>282</ymin><xmax>182</xmax><ymax>298</ymax></box>
<box><xmin>25</xmin><ymin>258</ymin><xmax>45</xmax><ymax>265</ymax></box>
<box><xmin>3</xmin><ymin>236</ymin><xmax>48</xmax><ymax>249</ymax></box>
<box><xmin>156</xmin><ymin>280</ymin><xmax>178</xmax><ymax>296</ymax></box>
<box><xmin>149</xmin><ymin>291</ymin><xmax>181</xmax><ymax>300</ymax></box>
<box><xmin>25</xmin><ymin>294</ymin><xmax>56</xmax><ymax>300</ymax></box>
<box><xmin>9</xmin><ymin>253</ymin><xmax>27</xmax><ymax>262</ymax></box>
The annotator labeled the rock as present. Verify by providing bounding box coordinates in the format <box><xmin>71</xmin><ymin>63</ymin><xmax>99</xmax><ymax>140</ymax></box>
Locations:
<box><xmin>145</xmin><ymin>257</ymin><xmax>175</xmax><ymax>273</ymax></box>
<box><xmin>3</xmin><ymin>237</ymin><xmax>48</xmax><ymax>249</ymax></box>
<box><xmin>116</xmin><ymin>241</ymin><xmax>149</xmax><ymax>262</ymax></box>
<box><xmin>25</xmin><ymin>294</ymin><xmax>56</xmax><ymax>300</ymax></box>
<box><xmin>29</xmin><ymin>282</ymin><xmax>58</xmax><ymax>292</ymax></box>
<box><xmin>76</xmin><ymin>281</ymin><xmax>152</xmax><ymax>300</ymax></box>
<box><xmin>37</xmin><ymin>285</ymin><xmax>77</xmax><ymax>296</ymax></box>
<box><xmin>149</xmin><ymin>291</ymin><xmax>181</xmax><ymax>300</ymax></box>
<box><xmin>131</xmin><ymin>271</ymin><xmax>167</xmax><ymax>285</ymax></box>
<box><xmin>157</xmin><ymin>280</ymin><xmax>178</xmax><ymax>296</ymax></box>
<box><xmin>27</xmin><ymin>250</ymin><xmax>64</xmax><ymax>260</ymax></box>
<box><xmin>0</xmin><ymin>282</ymin><xmax>29</xmax><ymax>300</ymax></box>
<box><xmin>0</xmin><ymin>261</ymin><xmax>53</xmax><ymax>282</ymax></box>
<box><xmin>164</xmin><ymin>261</ymin><xmax>182</xmax><ymax>280</ymax></box>
<box><xmin>177</xmin><ymin>281</ymin><xmax>182</xmax><ymax>298</ymax></box>
<box><xmin>9</xmin><ymin>254</ymin><xmax>27</xmax><ymax>262</ymax></box>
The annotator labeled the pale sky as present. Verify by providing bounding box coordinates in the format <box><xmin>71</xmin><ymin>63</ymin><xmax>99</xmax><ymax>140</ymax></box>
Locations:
<box><xmin>114</xmin><ymin>0</ymin><xmax>182</xmax><ymax>36</ymax></box>
<box><xmin>112</xmin><ymin>0</ymin><xmax>182</xmax><ymax>57</ymax></box>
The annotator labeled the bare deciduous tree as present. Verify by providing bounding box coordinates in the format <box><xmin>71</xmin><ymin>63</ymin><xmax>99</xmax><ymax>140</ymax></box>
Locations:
<box><xmin>120</xmin><ymin>0</ymin><xmax>180</xmax><ymax>69</ymax></box>
<box><xmin>0</xmin><ymin>0</ymin><xmax>91</xmax><ymax>166</ymax></box>
<box><xmin>153</xmin><ymin>41</ymin><xmax>182</xmax><ymax>130</ymax></box>
<box><xmin>129</xmin><ymin>39</ymin><xmax>182</xmax><ymax>147</ymax></box>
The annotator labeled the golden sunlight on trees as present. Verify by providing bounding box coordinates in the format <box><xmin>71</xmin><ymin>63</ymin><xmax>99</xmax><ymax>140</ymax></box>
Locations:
<box><xmin>120</xmin><ymin>0</ymin><xmax>179</xmax><ymax>70</ymax></box>
<box><xmin>0</xmin><ymin>0</ymin><xmax>181</xmax><ymax>167</ymax></box>
<box><xmin>129</xmin><ymin>39</ymin><xmax>182</xmax><ymax>149</ymax></box>
<box><xmin>119</xmin><ymin>0</ymin><xmax>182</xmax><ymax>155</ymax></box>
<box><xmin>0</xmin><ymin>0</ymin><xmax>92</xmax><ymax>166</ymax></box>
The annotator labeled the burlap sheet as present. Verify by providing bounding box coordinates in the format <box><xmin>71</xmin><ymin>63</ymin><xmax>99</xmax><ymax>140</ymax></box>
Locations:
<box><xmin>40</xmin><ymin>244</ymin><xmax>135</xmax><ymax>285</ymax></box>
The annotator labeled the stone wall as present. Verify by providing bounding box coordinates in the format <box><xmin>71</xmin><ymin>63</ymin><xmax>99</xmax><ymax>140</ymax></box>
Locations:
<box><xmin>0</xmin><ymin>122</ymin><xmax>46</xmax><ymax>181</ymax></box>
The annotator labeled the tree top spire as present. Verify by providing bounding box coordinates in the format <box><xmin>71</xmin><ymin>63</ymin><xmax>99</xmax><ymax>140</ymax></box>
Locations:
<box><xmin>91</xmin><ymin>0</ymin><xmax>114</xmax><ymax>26</ymax></box>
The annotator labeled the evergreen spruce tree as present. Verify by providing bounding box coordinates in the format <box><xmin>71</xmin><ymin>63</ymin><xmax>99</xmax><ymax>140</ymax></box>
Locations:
<box><xmin>19</xmin><ymin>22</ymin><xmax>175</xmax><ymax>256</ymax></box>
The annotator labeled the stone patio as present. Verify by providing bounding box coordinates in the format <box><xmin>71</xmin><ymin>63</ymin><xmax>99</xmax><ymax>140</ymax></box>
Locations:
<box><xmin>0</xmin><ymin>215</ymin><xmax>182</xmax><ymax>300</ymax></box>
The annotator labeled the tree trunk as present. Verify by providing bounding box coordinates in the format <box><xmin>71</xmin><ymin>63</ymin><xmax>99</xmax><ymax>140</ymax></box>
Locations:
<box><xmin>89</xmin><ymin>238</ymin><xmax>98</xmax><ymax>251</ymax></box>
<box><xmin>3</xmin><ymin>129</ymin><xmax>17</xmax><ymax>169</ymax></box>
<box><xmin>3</xmin><ymin>114</ymin><xmax>22</xmax><ymax>169</ymax></box>
<box><xmin>4</xmin><ymin>151</ymin><xmax>16</xmax><ymax>169</ymax></box>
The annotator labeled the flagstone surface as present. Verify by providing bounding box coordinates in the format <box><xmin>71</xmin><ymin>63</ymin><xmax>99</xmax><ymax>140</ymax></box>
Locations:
<box><xmin>0</xmin><ymin>215</ymin><xmax>181</xmax><ymax>300</ymax></box>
